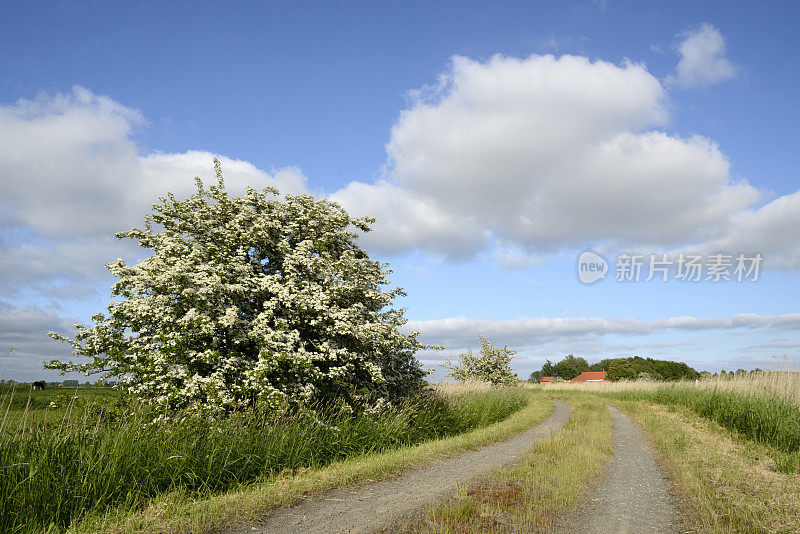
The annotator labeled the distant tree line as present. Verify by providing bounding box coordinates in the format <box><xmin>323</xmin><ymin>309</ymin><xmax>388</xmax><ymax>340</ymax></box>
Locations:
<box><xmin>707</xmin><ymin>368</ymin><xmax>764</xmax><ymax>379</ymax></box>
<box><xmin>529</xmin><ymin>354</ymin><xmax>701</xmax><ymax>382</ymax></box>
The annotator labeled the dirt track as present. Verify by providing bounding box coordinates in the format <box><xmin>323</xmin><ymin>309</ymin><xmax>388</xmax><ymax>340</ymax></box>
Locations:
<box><xmin>554</xmin><ymin>406</ymin><xmax>679</xmax><ymax>534</ymax></box>
<box><xmin>226</xmin><ymin>400</ymin><xmax>570</xmax><ymax>534</ymax></box>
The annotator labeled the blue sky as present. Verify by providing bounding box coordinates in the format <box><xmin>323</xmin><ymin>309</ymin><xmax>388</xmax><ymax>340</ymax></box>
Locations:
<box><xmin>1</xmin><ymin>0</ymin><xmax>799</xmax><ymax>381</ymax></box>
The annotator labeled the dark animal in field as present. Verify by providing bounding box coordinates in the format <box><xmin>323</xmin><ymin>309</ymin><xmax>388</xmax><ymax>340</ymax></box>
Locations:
<box><xmin>32</xmin><ymin>381</ymin><xmax>47</xmax><ymax>390</ymax></box>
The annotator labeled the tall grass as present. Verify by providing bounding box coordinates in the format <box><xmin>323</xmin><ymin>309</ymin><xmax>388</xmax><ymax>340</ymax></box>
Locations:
<box><xmin>0</xmin><ymin>388</ymin><xmax>527</xmax><ymax>533</ymax></box>
<box><xmin>548</xmin><ymin>372</ymin><xmax>800</xmax><ymax>472</ymax></box>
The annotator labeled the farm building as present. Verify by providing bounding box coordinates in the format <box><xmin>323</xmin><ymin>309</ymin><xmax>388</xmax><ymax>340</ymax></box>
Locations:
<box><xmin>539</xmin><ymin>376</ymin><xmax>554</xmax><ymax>384</ymax></box>
<box><xmin>569</xmin><ymin>371</ymin><xmax>608</xmax><ymax>383</ymax></box>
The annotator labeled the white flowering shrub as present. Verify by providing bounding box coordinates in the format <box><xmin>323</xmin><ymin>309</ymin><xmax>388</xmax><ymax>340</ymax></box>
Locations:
<box><xmin>442</xmin><ymin>336</ymin><xmax>518</xmax><ymax>386</ymax></box>
<box><xmin>47</xmin><ymin>160</ymin><xmax>428</xmax><ymax>415</ymax></box>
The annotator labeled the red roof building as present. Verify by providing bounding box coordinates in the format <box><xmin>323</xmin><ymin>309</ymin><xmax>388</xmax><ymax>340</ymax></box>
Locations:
<box><xmin>539</xmin><ymin>376</ymin><xmax>554</xmax><ymax>383</ymax></box>
<box><xmin>569</xmin><ymin>371</ymin><xmax>608</xmax><ymax>383</ymax></box>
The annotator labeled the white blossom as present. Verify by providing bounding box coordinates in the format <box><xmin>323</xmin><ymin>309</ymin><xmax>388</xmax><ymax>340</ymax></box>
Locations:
<box><xmin>47</xmin><ymin>160</ymin><xmax>429</xmax><ymax>416</ymax></box>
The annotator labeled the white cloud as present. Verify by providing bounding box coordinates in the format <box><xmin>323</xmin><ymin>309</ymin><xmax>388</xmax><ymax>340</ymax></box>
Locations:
<box><xmin>335</xmin><ymin>53</ymin><xmax>763</xmax><ymax>259</ymax></box>
<box><xmin>0</xmin><ymin>301</ymin><xmax>78</xmax><ymax>381</ymax></box>
<box><xmin>0</xmin><ymin>87</ymin><xmax>309</xmax><ymax>296</ymax></box>
<box><xmin>669</xmin><ymin>24</ymin><xmax>737</xmax><ymax>88</ymax></box>
<box><xmin>330</xmin><ymin>181</ymin><xmax>488</xmax><ymax>260</ymax></box>
<box><xmin>406</xmin><ymin>313</ymin><xmax>800</xmax><ymax>349</ymax></box>
<box><xmin>2</xmin><ymin>49</ymin><xmax>798</xmax><ymax>305</ymax></box>
<box><xmin>691</xmin><ymin>190</ymin><xmax>800</xmax><ymax>269</ymax></box>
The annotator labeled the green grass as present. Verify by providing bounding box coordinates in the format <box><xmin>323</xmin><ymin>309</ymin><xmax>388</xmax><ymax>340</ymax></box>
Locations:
<box><xmin>0</xmin><ymin>386</ymin><xmax>119</xmax><ymax>429</ymax></box>
<box><xmin>0</xmin><ymin>388</ymin><xmax>527</xmax><ymax>533</ymax></box>
<box><xmin>617</xmin><ymin>399</ymin><xmax>800</xmax><ymax>533</ymax></box>
<box><xmin>402</xmin><ymin>394</ymin><xmax>613</xmax><ymax>533</ymax></box>
<box><xmin>603</xmin><ymin>386</ymin><xmax>800</xmax><ymax>471</ymax></box>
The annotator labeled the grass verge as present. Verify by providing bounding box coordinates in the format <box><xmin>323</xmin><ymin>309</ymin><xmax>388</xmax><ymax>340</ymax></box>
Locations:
<box><xmin>398</xmin><ymin>394</ymin><xmax>612</xmax><ymax>533</ymax></box>
<box><xmin>617</xmin><ymin>399</ymin><xmax>800</xmax><ymax>533</ymax></box>
<box><xmin>606</xmin><ymin>387</ymin><xmax>800</xmax><ymax>471</ymax></box>
<box><xmin>2</xmin><ymin>388</ymin><xmax>528</xmax><ymax>533</ymax></box>
<box><xmin>68</xmin><ymin>390</ymin><xmax>552</xmax><ymax>534</ymax></box>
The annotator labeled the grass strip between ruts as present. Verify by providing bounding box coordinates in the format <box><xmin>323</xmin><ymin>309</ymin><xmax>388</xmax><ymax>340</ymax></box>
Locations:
<box><xmin>398</xmin><ymin>393</ymin><xmax>613</xmax><ymax>533</ymax></box>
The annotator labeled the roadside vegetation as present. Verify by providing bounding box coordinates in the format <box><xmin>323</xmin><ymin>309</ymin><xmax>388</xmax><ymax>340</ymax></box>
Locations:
<box><xmin>76</xmin><ymin>388</ymin><xmax>550</xmax><ymax>534</ymax></box>
<box><xmin>0</xmin><ymin>386</ymin><xmax>528</xmax><ymax>533</ymax></box>
<box><xmin>548</xmin><ymin>371</ymin><xmax>800</xmax><ymax>473</ymax></box>
<box><xmin>545</xmin><ymin>371</ymin><xmax>800</xmax><ymax>531</ymax></box>
<box><xmin>401</xmin><ymin>394</ymin><xmax>613</xmax><ymax>533</ymax></box>
<box><xmin>620</xmin><ymin>400</ymin><xmax>800</xmax><ymax>532</ymax></box>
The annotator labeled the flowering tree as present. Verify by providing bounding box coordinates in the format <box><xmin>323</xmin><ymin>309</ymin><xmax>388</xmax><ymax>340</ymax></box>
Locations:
<box><xmin>47</xmin><ymin>160</ymin><xmax>428</xmax><ymax>415</ymax></box>
<box><xmin>442</xmin><ymin>336</ymin><xmax>518</xmax><ymax>386</ymax></box>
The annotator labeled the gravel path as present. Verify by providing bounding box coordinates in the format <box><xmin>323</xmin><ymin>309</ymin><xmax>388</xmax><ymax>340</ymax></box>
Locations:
<box><xmin>555</xmin><ymin>406</ymin><xmax>678</xmax><ymax>534</ymax></box>
<box><xmin>227</xmin><ymin>400</ymin><xmax>570</xmax><ymax>534</ymax></box>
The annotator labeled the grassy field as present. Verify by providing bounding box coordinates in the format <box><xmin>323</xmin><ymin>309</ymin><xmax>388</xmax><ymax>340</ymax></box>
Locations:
<box><xmin>0</xmin><ymin>385</ymin><xmax>530</xmax><ymax>533</ymax></box>
<box><xmin>0</xmin><ymin>385</ymin><xmax>119</xmax><ymax>428</ymax></box>
<box><xmin>6</xmin><ymin>374</ymin><xmax>800</xmax><ymax>533</ymax></box>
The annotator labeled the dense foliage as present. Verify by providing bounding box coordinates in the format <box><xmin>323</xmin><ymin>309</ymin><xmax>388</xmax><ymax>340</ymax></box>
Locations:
<box><xmin>529</xmin><ymin>355</ymin><xmax>698</xmax><ymax>382</ymax></box>
<box><xmin>603</xmin><ymin>356</ymin><xmax>699</xmax><ymax>381</ymax></box>
<box><xmin>528</xmin><ymin>354</ymin><xmax>588</xmax><ymax>381</ymax></box>
<box><xmin>0</xmin><ymin>388</ymin><xmax>527</xmax><ymax>533</ymax></box>
<box><xmin>443</xmin><ymin>336</ymin><xmax>518</xmax><ymax>385</ymax></box>
<box><xmin>46</xmin><ymin>160</ymin><xmax>428</xmax><ymax>415</ymax></box>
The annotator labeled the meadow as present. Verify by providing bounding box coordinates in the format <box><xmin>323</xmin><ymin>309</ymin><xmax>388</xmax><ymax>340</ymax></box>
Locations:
<box><xmin>0</xmin><ymin>384</ymin><xmax>527</xmax><ymax>533</ymax></box>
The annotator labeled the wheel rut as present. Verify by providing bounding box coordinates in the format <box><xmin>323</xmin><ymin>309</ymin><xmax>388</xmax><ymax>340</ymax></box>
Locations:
<box><xmin>225</xmin><ymin>400</ymin><xmax>571</xmax><ymax>534</ymax></box>
<box><xmin>554</xmin><ymin>406</ymin><xmax>679</xmax><ymax>534</ymax></box>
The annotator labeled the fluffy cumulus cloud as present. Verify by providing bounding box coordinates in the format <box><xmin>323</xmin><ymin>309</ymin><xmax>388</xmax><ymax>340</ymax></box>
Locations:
<box><xmin>331</xmin><ymin>53</ymin><xmax>781</xmax><ymax>264</ymax></box>
<box><xmin>6</xmin><ymin>56</ymin><xmax>799</xmax><ymax>282</ymax></box>
<box><xmin>669</xmin><ymin>23</ymin><xmax>737</xmax><ymax>88</ymax></box>
<box><xmin>693</xmin><ymin>190</ymin><xmax>800</xmax><ymax>269</ymax></box>
<box><xmin>330</xmin><ymin>181</ymin><xmax>488</xmax><ymax>259</ymax></box>
<box><xmin>0</xmin><ymin>86</ymin><xmax>309</xmax><ymax>296</ymax></box>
